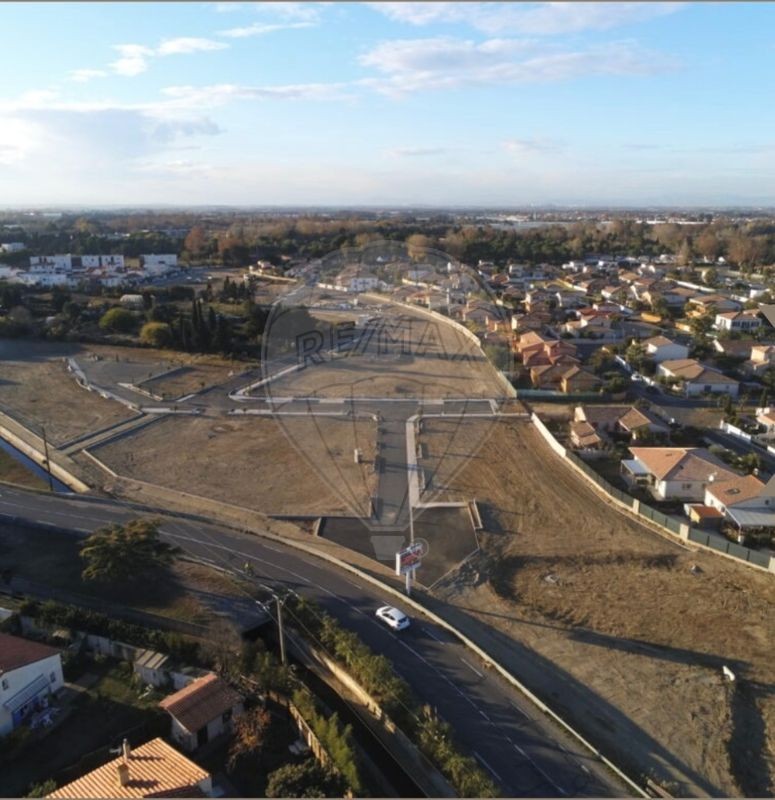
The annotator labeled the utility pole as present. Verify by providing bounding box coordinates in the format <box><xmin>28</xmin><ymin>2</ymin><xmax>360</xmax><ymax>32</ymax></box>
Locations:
<box><xmin>276</xmin><ymin>594</ymin><xmax>287</xmax><ymax>666</ymax></box>
<box><xmin>41</xmin><ymin>426</ymin><xmax>54</xmax><ymax>492</ymax></box>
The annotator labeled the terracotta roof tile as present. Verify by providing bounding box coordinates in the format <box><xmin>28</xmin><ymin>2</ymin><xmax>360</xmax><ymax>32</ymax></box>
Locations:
<box><xmin>705</xmin><ymin>474</ymin><xmax>765</xmax><ymax>507</ymax></box>
<box><xmin>159</xmin><ymin>674</ymin><xmax>242</xmax><ymax>734</ymax></box>
<box><xmin>48</xmin><ymin>738</ymin><xmax>210</xmax><ymax>798</ymax></box>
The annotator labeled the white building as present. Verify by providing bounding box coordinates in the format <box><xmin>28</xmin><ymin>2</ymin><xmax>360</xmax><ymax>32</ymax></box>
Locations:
<box><xmin>0</xmin><ymin>632</ymin><xmax>63</xmax><ymax>737</ymax></box>
<box><xmin>0</xmin><ymin>242</ymin><xmax>25</xmax><ymax>253</ymax></box>
<box><xmin>657</xmin><ymin>358</ymin><xmax>739</xmax><ymax>398</ymax></box>
<box><xmin>643</xmin><ymin>335</ymin><xmax>690</xmax><ymax>363</ymax></box>
<box><xmin>141</xmin><ymin>254</ymin><xmax>178</xmax><ymax>276</ymax></box>
<box><xmin>159</xmin><ymin>673</ymin><xmax>244</xmax><ymax>751</ymax></box>
<box><xmin>29</xmin><ymin>255</ymin><xmax>72</xmax><ymax>272</ymax></box>
<box><xmin>714</xmin><ymin>309</ymin><xmax>762</xmax><ymax>333</ymax></box>
<box><xmin>621</xmin><ymin>447</ymin><xmax>738</xmax><ymax>502</ymax></box>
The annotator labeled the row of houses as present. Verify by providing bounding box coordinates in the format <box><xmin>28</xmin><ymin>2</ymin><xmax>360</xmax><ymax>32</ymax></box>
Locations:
<box><xmin>0</xmin><ymin>254</ymin><xmax>178</xmax><ymax>288</ymax></box>
<box><xmin>1</xmin><ymin>631</ymin><xmax>246</xmax><ymax>797</ymax></box>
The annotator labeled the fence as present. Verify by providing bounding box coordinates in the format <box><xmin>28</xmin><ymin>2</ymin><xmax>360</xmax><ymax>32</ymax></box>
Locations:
<box><xmin>531</xmin><ymin>413</ymin><xmax>775</xmax><ymax>574</ymax></box>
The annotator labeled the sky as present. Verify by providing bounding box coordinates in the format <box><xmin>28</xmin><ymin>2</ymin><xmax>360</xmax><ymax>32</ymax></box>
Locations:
<box><xmin>1</xmin><ymin>1</ymin><xmax>774</xmax><ymax>208</ymax></box>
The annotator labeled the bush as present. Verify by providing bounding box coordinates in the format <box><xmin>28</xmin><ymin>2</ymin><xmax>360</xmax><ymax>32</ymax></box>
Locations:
<box><xmin>265</xmin><ymin>760</ymin><xmax>347</xmax><ymax>798</ymax></box>
<box><xmin>99</xmin><ymin>307</ymin><xmax>136</xmax><ymax>333</ymax></box>
<box><xmin>139</xmin><ymin>321</ymin><xmax>172</xmax><ymax>348</ymax></box>
<box><xmin>284</xmin><ymin>595</ymin><xmax>498</xmax><ymax>797</ymax></box>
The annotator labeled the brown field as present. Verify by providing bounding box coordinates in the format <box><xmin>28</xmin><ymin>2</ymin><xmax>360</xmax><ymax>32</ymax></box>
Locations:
<box><xmin>419</xmin><ymin>417</ymin><xmax>775</xmax><ymax>797</ymax></box>
<box><xmin>138</xmin><ymin>364</ymin><xmax>234</xmax><ymax>399</ymax></box>
<box><xmin>0</xmin><ymin>340</ymin><xmax>135</xmax><ymax>445</ymax></box>
<box><xmin>92</xmin><ymin>414</ymin><xmax>378</xmax><ymax>516</ymax></box>
<box><xmin>265</xmin><ymin>309</ymin><xmax>506</xmax><ymax>399</ymax></box>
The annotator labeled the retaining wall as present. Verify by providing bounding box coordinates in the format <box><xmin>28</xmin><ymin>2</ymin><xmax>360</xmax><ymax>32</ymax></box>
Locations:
<box><xmin>530</xmin><ymin>413</ymin><xmax>775</xmax><ymax>574</ymax></box>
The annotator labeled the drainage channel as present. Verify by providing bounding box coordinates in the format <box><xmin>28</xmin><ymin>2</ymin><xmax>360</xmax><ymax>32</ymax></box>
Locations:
<box><xmin>249</xmin><ymin>628</ymin><xmax>426</xmax><ymax>797</ymax></box>
<box><xmin>0</xmin><ymin>438</ymin><xmax>72</xmax><ymax>493</ymax></box>
<box><xmin>293</xmin><ymin>657</ymin><xmax>427</xmax><ymax>798</ymax></box>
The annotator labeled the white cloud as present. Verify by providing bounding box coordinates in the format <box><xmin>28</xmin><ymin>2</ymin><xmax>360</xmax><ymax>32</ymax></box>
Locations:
<box><xmin>69</xmin><ymin>68</ymin><xmax>108</xmax><ymax>83</ymax></box>
<box><xmin>366</xmin><ymin>2</ymin><xmax>686</xmax><ymax>35</ymax></box>
<box><xmin>111</xmin><ymin>44</ymin><xmax>155</xmax><ymax>76</ymax></box>
<box><xmin>359</xmin><ymin>36</ymin><xmax>677</xmax><ymax>94</ymax></box>
<box><xmin>219</xmin><ymin>21</ymin><xmax>314</xmax><ymax>38</ymax></box>
<box><xmin>156</xmin><ymin>37</ymin><xmax>228</xmax><ymax>55</ymax></box>
<box><xmin>504</xmin><ymin>137</ymin><xmax>564</xmax><ymax>155</ymax></box>
<box><xmin>159</xmin><ymin>81</ymin><xmax>351</xmax><ymax>109</ymax></box>
<box><xmin>213</xmin><ymin>1</ymin><xmax>326</xmax><ymax>21</ymax></box>
<box><xmin>389</xmin><ymin>146</ymin><xmax>447</xmax><ymax>157</ymax></box>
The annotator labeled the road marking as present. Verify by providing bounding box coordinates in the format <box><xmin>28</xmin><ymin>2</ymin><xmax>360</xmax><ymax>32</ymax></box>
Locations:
<box><xmin>424</xmin><ymin>626</ymin><xmax>444</xmax><ymax>643</ymax></box>
<box><xmin>460</xmin><ymin>657</ymin><xmax>484</xmax><ymax>678</ymax></box>
<box><xmin>510</xmin><ymin>700</ymin><xmax>531</xmax><ymax>720</ymax></box>
<box><xmin>474</xmin><ymin>751</ymin><xmax>502</xmax><ymax>783</ymax></box>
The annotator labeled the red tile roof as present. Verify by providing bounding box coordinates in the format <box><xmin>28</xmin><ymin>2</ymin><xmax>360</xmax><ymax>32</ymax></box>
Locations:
<box><xmin>159</xmin><ymin>673</ymin><xmax>242</xmax><ymax>734</ymax></box>
<box><xmin>0</xmin><ymin>632</ymin><xmax>60</xmax><ymax>674</ymax></box>
<box><xmin>48</xmin><ymin>738</ymin><xmax>209</xmax><ymax>798</ymax></box>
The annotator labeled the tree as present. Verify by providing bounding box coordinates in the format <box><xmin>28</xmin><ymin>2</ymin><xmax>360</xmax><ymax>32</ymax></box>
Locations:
<box><xmin>80</xmin><ymin>519</ymin><xmax>179</xmax><ymax>584</ymax></box>
<box><xmin>99</xmin><ymin>307</ymin><xmax>135</xmax><ymax>333</ymax></box>
<box><xmin>703</xmin><ymin>267</ymin><xmax>719</xmax><ymax>288</ymax></box>
<box><xmin>227</xmin><ymin>707</ymin><xmax>271</xmax><ymax>771</ymax></box>
<box><xmin>183</xmin><ymin>226</ymin><xmax>208</xmax><ymax>262</ymax></box>
<box><xmin>265</xmin><ymin>760</ymin><xmax>347</xmax><ymax>798</ymax></box>
<box><xmin>689</xmin><ymin>309</ymin><xmax>715</xmax><ymax>340</ymax></box>
<box><xmin>140</xmin><ymin>321</ymin><xmax>172</xmax><ymax>348</ymax></box>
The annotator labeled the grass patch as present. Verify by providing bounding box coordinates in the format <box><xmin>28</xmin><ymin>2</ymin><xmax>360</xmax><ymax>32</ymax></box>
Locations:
<box><xmin>0</xmin><ymin>523</ymin><xmax>223</xmax><ymax>626</ymax></box>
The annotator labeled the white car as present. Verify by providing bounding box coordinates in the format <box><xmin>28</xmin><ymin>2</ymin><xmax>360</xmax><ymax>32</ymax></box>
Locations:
<box><xmin>375</xmin><ymin>605</ymin><xmax>410</xmax><ymax>631</ymax></box>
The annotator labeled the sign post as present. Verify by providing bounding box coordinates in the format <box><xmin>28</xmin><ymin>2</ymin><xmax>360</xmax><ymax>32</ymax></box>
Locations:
<box><xmin>396</xmin><ymin>540</ymin><xmax>425</xmax><ymax>597</ymax></box>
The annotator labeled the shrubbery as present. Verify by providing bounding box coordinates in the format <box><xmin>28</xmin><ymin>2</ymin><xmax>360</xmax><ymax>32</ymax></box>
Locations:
<box><xmin>285</xmin><ymin>595</ymin><xmax>499</xmax><ymax>797</ymax></box>
<box><xmin>20</xmin><ymin>599</ymin><xmax>199</xmax><ymax>663</ymax></box>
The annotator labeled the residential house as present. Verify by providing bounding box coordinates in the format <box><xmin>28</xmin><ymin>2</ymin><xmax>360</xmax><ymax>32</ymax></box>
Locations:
<box><xmin>569</xmin><ymin>420</ymin><xmax>603</xmax><ymax>450</ymax></box>
<box><xmin>574</xmin><ymin>405</ymin><xmax>669</xmax><ymax>444</ymax></box>
<box><xmin>621</xmin><ymin>447</ymin><xmax>738</xmax><ymax>501</ymax></box>
<box><xmin>687</xmin><ymin>294</ymin><xmax>741</xmax><ymax>316</ymax></box>
<box><xmin>560</xmin><ymin>366</ymin><xmax>602</xmax><ymax>394</ymax></box>
<box><xmin>643</xmin><ymin>335</ymin><xmax>689</xmax><ymax>363</ymax></box>
<box><xmin>159</xmin><ymin>673</ymin><xmax>244</xmax><ymax>751</ymax></box>
<box><xmin>703</xmin><ymin>474</ymin><xmax>775</xmax><ymax>542</ymax></box>
<box><xmin>746</xmin><ymin>344</ymin><xmax>775</xmax><ymax>375</ymax></box>
<box><xmin>48</xmin><ymin>738</ymin><xmax>213</xmax><ymax>798</ymax></box>
<box><xmin>714</xmin><ymin>308</ymin><xmax>762</xmax><ymax>333</ymax></box>
<box><xmin>0</xmin><ymin>242</ymin><xmax>25</xmax><ymax>253</ymax></box>
<box><xmin>714</xmin><ymin>339</ymin><xmax>758</xmax><ymax>361</ymax></box>
<box><xmin>0</xmin><ymin>633</ymin><xmax>63</xmax><ymax>736</ymax></box>
<box><xmin>657</xmin><ymin>359</ymin><xmax>739</xmax><ymax>397</ymax></box>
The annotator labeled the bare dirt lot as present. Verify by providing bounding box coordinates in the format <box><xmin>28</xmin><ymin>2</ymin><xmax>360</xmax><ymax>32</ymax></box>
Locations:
<box><xmin>419</xmin><ymin>417</ymin><xmax>775</xmax><ymax>797</ymax></box>
<box><xmin>137</xmin><ymin>364</ymin><xmax>234</xmax><ymax>400</ymax></box>
<box><xmin>264</xmin><ymin>308</ymin><xmax>506</xmax><ymax>399</ymax></box>
<box><xmin>0</xmin><ymin>340</ymin><xmax>135</xmax><ymax>445</ymax></box>
<box><xmin>92</xmin><ymin>414</ymin><xmax>378</xmax><ymax>516</ymax></box>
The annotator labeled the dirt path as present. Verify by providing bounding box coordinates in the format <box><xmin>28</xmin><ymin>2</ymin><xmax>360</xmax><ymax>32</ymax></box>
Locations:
<box><xmin>421</xmin><ymin>417</ymin><xmax>775</xmax><ymax>797</ymax></box>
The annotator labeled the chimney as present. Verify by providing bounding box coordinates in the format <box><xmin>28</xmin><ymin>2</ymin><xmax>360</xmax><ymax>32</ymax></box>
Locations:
<box><xmin>122</xmin><ymin>739</ymin><xmax>131</xmax><ymax>761</ymax></box>
<box><xmin>116</xmin><ymin>763</ymin><xmax>130</xmax><ymax>788</ymax></box>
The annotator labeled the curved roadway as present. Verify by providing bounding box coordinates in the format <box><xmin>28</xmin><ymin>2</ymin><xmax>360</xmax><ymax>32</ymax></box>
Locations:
<box><xmin>0</xmin><ymin>484</ymin><xmax>629</xmax><ymax>798</ymax></box>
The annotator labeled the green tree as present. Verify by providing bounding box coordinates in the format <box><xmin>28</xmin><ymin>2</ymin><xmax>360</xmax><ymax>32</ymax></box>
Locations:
<box><xmin>140</xmin><ymin>321</ymin><xmax>172</xmax><ymax>348</ymax></box>
<box><xmin>99</xmin><ymin>307</ymin><xmax>135</xmax><ymax>333</ymax></box>
<box><xmin>80</xmin><ymin>519</ymin><xmax>179</xmax><ymax>584</ymax></box>
<box><xmin>265</xmin><ymin>761</ymin><xmax>346</xmax><ymax>798</ymax></box>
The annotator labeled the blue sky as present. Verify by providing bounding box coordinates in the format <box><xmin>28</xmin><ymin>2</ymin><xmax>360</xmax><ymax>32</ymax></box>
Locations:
<box><xmin>1</xmin><ymin>1</ymin><xmax>773</xmax><ymax>207</ymax></box>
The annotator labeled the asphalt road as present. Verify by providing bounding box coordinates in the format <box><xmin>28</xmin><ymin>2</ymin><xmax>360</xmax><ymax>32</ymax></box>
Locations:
<box><xmin>0</xmin><ymin>484</ymin><xmax>627</xmax><ymax>798</ymax></box>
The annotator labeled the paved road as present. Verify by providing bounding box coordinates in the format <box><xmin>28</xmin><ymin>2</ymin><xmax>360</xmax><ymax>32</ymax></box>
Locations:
<box><xmin>0</xmin><ymin>484</ymin><xmax>627</xmax><ymax>798</ymax></box>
